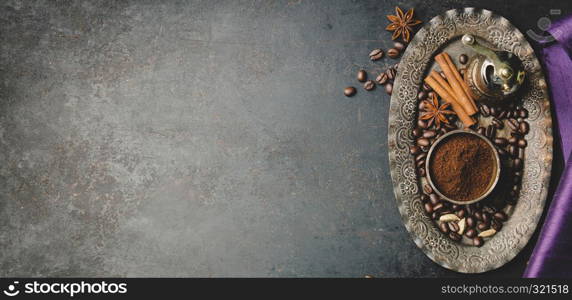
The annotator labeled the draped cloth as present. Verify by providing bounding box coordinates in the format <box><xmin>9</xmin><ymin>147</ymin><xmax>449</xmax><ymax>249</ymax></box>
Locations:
<box><xmin>523</xmin><ymin>15</ymin><xmax>572</xmax><ymax>278</ymax></box>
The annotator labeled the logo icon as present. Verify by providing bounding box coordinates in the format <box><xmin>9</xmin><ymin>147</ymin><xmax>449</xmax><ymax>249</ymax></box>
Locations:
<box><xmin>3</xmin><ymin>281</ymin><xmax>20</xmax><ymax>297</ymax></box>
<box><xmin>526</xmin><ymin>9</ymin><xmax>561</xmax><ymax>42</ymax></box>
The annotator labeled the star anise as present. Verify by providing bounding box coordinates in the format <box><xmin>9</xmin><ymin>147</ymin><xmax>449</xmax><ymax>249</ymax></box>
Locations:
<box><xmin>420</xmin><ymin>93</ymin><xmax>455</xmax><ymax>128</ymax></box>
<box><xmin>386</xmin><ymin>7</ymin><xmax>422</xmax><ymax>42</ymax></box>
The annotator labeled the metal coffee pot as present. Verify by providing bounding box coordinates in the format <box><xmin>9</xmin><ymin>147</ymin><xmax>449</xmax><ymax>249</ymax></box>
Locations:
<box><xmin>461</xmin><ymin>34</ymin><xmax>525</xmax><ymax>104</ymax></box>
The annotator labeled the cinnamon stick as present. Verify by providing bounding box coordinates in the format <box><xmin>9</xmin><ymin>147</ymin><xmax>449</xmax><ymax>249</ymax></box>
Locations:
<box><xmin>424</xmin><ymin>75</ymin><xmax>475</xmax><ymax>127</ymax></box>
<box><xmin>430</xmin><ymin>70</ymin><xmax>455</xmax><ymax>98</ymax></box>
<box><xmin>435</xmin><ymin>54</ymin><xmax>478</xmax><ymax>115</ymax></box>
<box><xmin>441</xmin><ymin>52</ymin><xmax>478</xmax><ymax>112</ymax></box>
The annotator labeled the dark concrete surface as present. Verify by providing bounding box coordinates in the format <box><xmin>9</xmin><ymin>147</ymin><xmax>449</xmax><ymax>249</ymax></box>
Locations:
<box><xmin>1</xmin><ymin>0</ymin><xmax>570</xmax><ymax>277</ymax></box>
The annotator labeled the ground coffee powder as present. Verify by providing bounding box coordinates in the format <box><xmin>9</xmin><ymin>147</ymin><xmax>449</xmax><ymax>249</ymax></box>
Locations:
<box><xmin>429</xmin><ymin>133</ymin><xmax>496</xmax><ymax>201</ymax></box>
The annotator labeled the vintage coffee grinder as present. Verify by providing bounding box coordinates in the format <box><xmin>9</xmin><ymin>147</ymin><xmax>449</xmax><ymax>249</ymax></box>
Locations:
<box><xmin>461</xmin><ymin>34</ymin><xmax>526</xmax><ymax>104</ymax></box>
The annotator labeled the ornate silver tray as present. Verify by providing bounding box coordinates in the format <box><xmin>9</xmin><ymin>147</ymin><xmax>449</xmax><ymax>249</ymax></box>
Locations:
<box><xmin>388</xmin><ymin>8</ymin><xmax>552</xmax><ymax>273</ymax></box>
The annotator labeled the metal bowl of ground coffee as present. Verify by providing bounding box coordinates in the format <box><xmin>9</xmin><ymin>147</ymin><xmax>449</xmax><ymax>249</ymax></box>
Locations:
<box><xmin>425</xmin><ymin>129</ymin><xmax>501</xmax><ymax>205</ymax></box>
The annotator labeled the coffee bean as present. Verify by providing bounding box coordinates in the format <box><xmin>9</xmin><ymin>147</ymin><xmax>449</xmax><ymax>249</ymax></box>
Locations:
<box><xmin>466</xmin><ymin>216</ymin><xmax>476</xmax><ymax>228</ymax></box>
<box><xmin>418</xmin><ymin>167</ymin><xmax>426</xmax><ymax>177</ymax></box>
<box><xmin>507</xmin><ymin>118</ymin><xmax>519</xmax><ymax>131</ymax></box>
<box><xmin>369</xmin><ymin>48</ymin><xmax>384</xmax><ymax>61</ymax></box>
<box><xmin>459</xmin><ymin>54</ymin><xmax>468</xmax><ymax>64</ymax></box>
<box><xmin>364</xmin><ymin>80</ymin><xmax>375</xmax><ymax>91</ymax></box>
<box><xmin>416</xmin><ymin>159</ymin><xmax>425</xmax><ymax>168</ymax></box>
<box><xmin>477</xmin><ymin>127</ymin><xmax>486</xmax><ymax>136</ymax></box>
<box><xmin>508</xmin><ymin>144</ymin><xmax>518</xmax><ymax>157</ymax></box>
<box><xmin>385</xmin><ymin>82</ymin><xmax>393</xmax><ymax>95</ymax></box>
<box><xmin>421</xmin><ymin>194</ymin><xmax>429</xmax><ymax>203</ymax></box>
<box><xmin>418</xmin><ymin>91</ymin><xmax>427</xmax><ymax>101</ymax></box>
<box><xmin>386</xmin><ymin>68</ymin><xmax>396</xmax><ymax>80</ymax></box>
<box><xmin>393</xmin><ymin>63</ymin><xmax>399</xmax><ymax>70</ymax></box>
<box><xmin>424</xmin><ymin>203</ymin><xmax>433</xmax><ymax>214</ymax></box>
<box><xmin>480</xmin><ymin>104</ymin><xmax>491</xmax><ymax>117</ymax></box>
<box><xmin>477</xmin><ymin>221</ymin><xmax>490</xmax><ymax>230</ymax></box>
<box><xmin>508</xmin><ymin>136</ymin><xmax>518</xmax><ymax>145</ymax></box>
<box><xmin>415</xmin><ymin>152</ymin><xmax>427</xmax><ymax>163</ymax></box>
<box><xmin>429</xmin><ymin>193</ymin><xmax>440</xmax><ymax>205</ymax></box>
<box><xmin>393</xmin><ymin>41</ymin><xmax>406</xmax><ymax>51</ymax></box>
<box><xmin>473</xmin><ymin>236</ymin><xmax>484</xmax><ymax>247</ymax></box>
<box><xmin>490</xmin><ymin>106</ymin><xmax>497</xmax><ymax>118</ymax></box>
<box><xmin>519</xmin><ymin>121</ymin><xmax>530</xmax><ymax>134</ymax></box>
<box><xmin>493</xmin><ymin>211</ymin><xmax>508</xmax><ymax>221</ymax></box>
<box><xmin>344</xmin><ymin>86</ymin><xmax>356</xmax><ymax>97</ymax></box>
<box><xmin>518</xmin><ymin>148</ymin><xmax>525</xmax><ymax>160</ymax></box>
<box><xmin>492</xmin><ymin>220</ymin><xmax>503</xmax><ymax>231</ymax></box>
<box><xmin>518</xmin><ymin>139</ymin><xmax>527</xmax><ymax>148</ymax></box>
<box><xmin>423</xmin><ymin>184</ymin><xmax>433</xmax><ymax>194</ymax></box>
<box><xmin>482</xmin><ymin>212</ymin><xmax>490</xmax><ymax>223</ymax></box>
<box><xmin>497</xmin><ymin>147</ymin><xmax>508</xmax><ymax>157</ymax></box>
<box><xmin>412</xmin><ymin>128</ymin><xmax>423</xmax><ymax>138</ymax></box>
<box><xmin>387</xmin><ymin>48</ymin><xmax>400</xmax><ymax>59</ymax></box>
<box><xmin>357</xmin><ymin>70</ymin><xmax>367</xmax><ymax>82</ymax></box>
<box><xmin>423</xmin><ymin>130</ymin><xmax>436</xmax><ymax>139</ymax></box>
<box><xmin>466</xmin><ymin>205</ymin><xmax>475</xmax><ymax>215</ymax></box>
<box><xmin>492</xmin><ymin>118</ymin><xmax>504</xmax><ymax>129</ymax></box>
<box><xmin>518</xmin><ymin>108</ymin><xmax>528</xmax><ymax>118</ymax></box>
<box><xmin>417</xmin><ymin>138</ymin><xmax>429</xmax><ymax>147</ymax></box>
<box><xmin>439</xmin><ymin>222</ymin><xmax>450</xmax><ymax>234</ymax></box>
<box><xmin>376</xmin><ymin>73</ymin><xmax>389</xmax><ymax>85</ymax></box>
<box><xmin>474</xmin><ymin>211</ymin><xmax>483</xmax><ymax>221</ymax></box>
<box><xmin>448</xmin><ymin>221</ymin><xmax>460</xmax><ymax>232</ymax></box>
<box><xmin>486</xmin><ymin>125</ymin><xmax>496</xmax><ymax>139</ymax></box>
<box><xmin>433</xmin><ymin>203</ymin><xmax>444</xmax><ymax>212</ymax></box>
<box><xmin>449</xmin><ymin>231</ymin><xmax>462</xmax><ymax>241</ymax></box>
<box><xmin>422</xmin><ymin>83</ymin><xmax>432</xmax><ymax>92</ymax></box>
<box><xmin>513</xmin><ymin>158</ymin><xmax>523</xmax><ymax>170</ymax></box>
<box><xmin>465</xmin><ymin>228</ymin><xmax>477</xmax><ymax>238</ymax></box>
<box><xmin>493</xmin><ymin>138</ymin><xmax>508</xmax><ymax>147</ymax></box>
<box><xmin>506</xmin><ymin>110</ymin><xmax>514</xmax><ymax>119</ymax></box>
<box><xmin>456</xmin><ymin>209</ymin><xmax>466</xmax><ymax>219</ymax></box>
<box><xmin>497</xmin><ymin>110</ymin><xmax>507</xmax><ymax>120</ymax></box>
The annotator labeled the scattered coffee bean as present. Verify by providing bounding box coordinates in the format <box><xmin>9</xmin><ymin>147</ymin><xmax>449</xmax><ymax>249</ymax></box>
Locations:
<box><xmin>507</xmin><ymin>118</ymin><xmax>519</xmax><ymax>131</ymax></box>
<box><xmin>385</xmin><ymin>82</ymin><xmax>393</xmax><ymax>95</ymax></box>
<box><xmin>421</xmin><ymin>193</ymin><xmax>429</xmax><ymax>203</ymax></box>
<box><xmin>344</xmin><ymin>86</ymin><xmax>356</xmax><ymax>97</ymax></box>
<box><xmin>433</xmin><ymin>202</ymin><xmax>444</xmax><ymax>212</ymax></box>
<box><xmin>507</xmin><ymin>144</ymin><xmax>518</xmax><ymax>157</ymax></box>
<box><xmin>418</xmin><ymin>91</ymin><xmax>427</xmax><ymax>101</ymax></box>
<box><xmin>410</xmin><ymin>146</ymin><xmax>421</xmax><ymax>156</ymax></box>
<box><xmin>439</xmin><ymin>222</ymin><xmax>450</xmax><ymax>234</ymax></box>
<box><xmin>386</xmin><ymin>68</ymin><xmax>396</xmax><ymax>80</ymax></box>
<box><xmin>497</xmin><ymin>147</ymin><xmax>508</xmax><ymax>157</ymax></box>
<box><xmin>448</xmin><ymin>221</ymin><xmax>460</xmax><ymax>232</ymax></box>
<box><xmin>459</xmin><ymin>54</ymin><xmax>468</xmax><ymax>64</ymax></box>
<box><xmin>369</xmin><ymin>48</ymin><xmax>384</xmax><ymax>61</ymax></box>
<box><xmin>412</xmin><ymin>128</ymin><xmax>423</xmax><ymax>138</ymax></box>
<box><xmin>474</xmin><ymin>211</ymin><xmax>483</xmax><ymax>221</ymax></box>
<box><xmin>477</xmin><ymin>127</ymin><xmax>486</xmax><ymax>136</ymax></box>
<box><xmin>376</xmin><ymin>73</ymin><xmax>389</xmax><ymax>85</ymax></box>
<box><xmin>508</xmin><ymin>136</ymin><xmax>518</xmax><ymax>145</ymax></box>
<box><xmin>429</xmin><ymin>193</ymin><xmax>440</xmax><ymax>205</ymax></box>
<box><xmin>393</xmin><ymin>41</ymin><xmax>406</xmax><ymax>51</ymax></box>
<box><xmin>518</xmin><ymin>148</ymin><xmax>525</xmax><ymax>160</ymax></box>
<box><xmin>465</xmin><ymin>228</ymin><xmax>477</xmax><ymax>238</ymax></box>
<box><xmin>519</xmin><ymin>121</ymin><xmax>529</xmax><ymax>134</ymax></box>
<box><xmin>357</xmin><ymin>70</ymin><xmax>367</xmax><ymax>82</ymax></box>
<box><xmin>493</xmin><ymin>138</ymin><xmax>508</xmax><ymax>147</ymax></box>
<box><xmin>415</xmin><ymin>152</ymin><xmax>427</xmax><ymax>163</ymax></box>
<box><xmin>492</xmin><ymin>118</ymin><xmax>504</xmax><ymax>129</ymax></box>
<box><xmin>513</xmin><ymin>158</ymin><xmax>523</xmax><ymax>170</ymax></box>
<box><xmin>489</xmin><ymin>106</ymin><xmax>498</xmax><ymax>118</ymax></box>
<box><xmin>493</xmin><ymin>211</ymin><xmax>508</xmax><ymax>222</ymax></box>
<box><xmin>518</xmin><ymin>108</ymin><xmax>528</xmax><ymax>118</ymax></box>
<box><xmin>387</xmin><ymin>48</ymin><xmax>400</xmax><ymax>59</ymax></box>
<box><xmin>418</xmin><ymin>167</ymin><xmax>426</xmax><ymax>177</ymax></box>
<box><xmin>423</xmin><ymin>130</ymin><xmax>436</xmax><ymax>139</ymax></box>
<box><xmin>497</xmin><ymin>110</ymin><xmax>507</xmax><ymax>120</ymax></box>
<box><xmin>393</xmin><ymin>63</ymin><xmax>399</xmax><ymax>70</ymax></box>
<box><xmin>423</xmin><ymin>184</ymin><xmax>433</xmax><ymax>194</ymax></box>
<box><xmin>456</xmin><ymin>209</ymin><xmax>466</xmax><ymax>219</ymax></box>
<box><xmin>482</xmin><ymin>212</ymin><xmax>490</xmax><ymax>223</ymax></box>
<box><xmin>449</xmin><ymin>231</ymin><xmax>462</xmax><ymax>241</ymax></box>
<box><xmin>492</xmin><ymin>219</ymin><xmax>503</xmax><ymax>231</ymax></box>
<box><xmin>518</xmin><ymin>139</ymin><xmax>527</xmax><ymax>148</ymax></box>
<box><xmin>473</xmin><ymin>236</ymin><xmax>484</xmax><ymax>247</ymax></box>
<box><xmin>466</xmin><ymin>216</ymin><xmax>476</xmax><ymax>228</ymax></box>
<box><xmin>477</xmin><ymin>221</ymin><xmax>490</xmax><ymax>231</ymax></box>
<box><xmin>486</xmin><ymin>125</ymin><xmax>496</xmax><ymax>139</ymax></box>
<box><xmin>364</xmin><ymin>80</ymin><xmax>375</xmax><ymax>91</ymax></box>
<box><xmin>422</xmin><ymin>83</ymin><xmax>432</xmax><ymax>92</ymax></box>
<box><xmin>424</xmin><ymin>203</ymin><xmax>433</xmax><ymax>214</ymax></box>
<box><xmin>480</xmin><ymin>104</ymin><xmax>491</xmax><ymax>117</ymax></box>
<box><xmin>417</xmin><ymin>138</ymin><xmax>430</xmax><ymax>147</ymax></box>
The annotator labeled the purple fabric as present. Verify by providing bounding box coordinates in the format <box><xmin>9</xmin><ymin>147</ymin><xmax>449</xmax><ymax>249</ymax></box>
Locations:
<box><xmin>524</xmin><ymin>15</ymin><xmax>572</xmax><ymax>278</ymax></box>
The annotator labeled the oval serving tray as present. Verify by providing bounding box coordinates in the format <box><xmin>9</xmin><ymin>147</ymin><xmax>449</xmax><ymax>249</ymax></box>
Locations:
<box><xmin>388</xmin><ymin>8</ymin><xmax>553</xmax><ymax>273</ymax></box>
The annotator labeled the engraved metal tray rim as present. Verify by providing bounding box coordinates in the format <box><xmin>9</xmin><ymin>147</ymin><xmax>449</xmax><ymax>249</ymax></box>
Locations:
<box><xmin>388</xmin><ymin>8</ymin><xmax>553</xmax><ymax>273</ymax></box>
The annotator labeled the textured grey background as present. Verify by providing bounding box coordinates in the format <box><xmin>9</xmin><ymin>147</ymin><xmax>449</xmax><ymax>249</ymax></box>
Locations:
<box><xmin>0</xmin><ymin>0</ymin><xmax>570</xmax><ymax>277</ymax></box>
